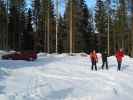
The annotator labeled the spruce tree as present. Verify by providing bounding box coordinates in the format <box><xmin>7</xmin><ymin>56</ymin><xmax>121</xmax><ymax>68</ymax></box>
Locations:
<box><xmin>58</xmin><ymin>15</ymin><xmax>65</xmax><ymax>53</ymax></box>
<box><xmin>113</xmin><ymin>0</ymin><xmax>128</xmax><ymax>51</ymax></box>
<box><xmin>79</xmin><ymin>0</ymin><xmax>94</xmax><ymax>52</ymax></box>
<box><xmin>23</xmin><ymin>9</ymin><xmax>34</xmax><ymax>50</ymax></box>
<box><xmin>64</xmin><ymin>0</ymin><xmax>94</xmax><ymax>52</ymax></box>
<box><xmin>64</xmin><ymin>0</ymin><xmax>80</xmax><ymax>52</ymax></box>
<box><xmin>130</xmin><ymin>0</ymin><xmax>133</xmax><ymax>56</ymax></box>
<box><xmin>8</xmin><ymin>5</ymin><xmax>20</xmax><ymax>49</ymax></box>
<box><xmin>38</xmin><ymin>0</ymin><xmax>55</xmax><ymax>53</ymax></box>
<box><xmin>8</xmin><ymin>0</ymin><xmax>26</xmax><ymax>50</ymax></box>
<box><xmin>95</xmin><ymin>0</ymin><xmax>108</xmax><ymax>52</ymax></box>
<box><xmin>0</xmin><ymin>0</ymin><xmax>8</xmax><ymax>49</ymax></box>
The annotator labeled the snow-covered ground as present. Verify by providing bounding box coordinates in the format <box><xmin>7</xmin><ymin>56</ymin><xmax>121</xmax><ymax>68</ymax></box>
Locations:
<box><xmin>0</xmin><ymin>52</ymin><xmax>133</xmax><ymax>100</ymax></box>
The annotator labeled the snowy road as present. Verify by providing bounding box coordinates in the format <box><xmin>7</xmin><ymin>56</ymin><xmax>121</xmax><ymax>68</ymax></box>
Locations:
<box><xmin>0</xmin><ymin>53</ymin><xmax>133</xmax><ymax>100</ymax></box>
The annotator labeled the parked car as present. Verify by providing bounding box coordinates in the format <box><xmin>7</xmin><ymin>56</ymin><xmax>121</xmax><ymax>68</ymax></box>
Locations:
<box><xmin>2</xmin><ymin>51</ymin><xmax>37</xmax><ymax>61</ymax></box>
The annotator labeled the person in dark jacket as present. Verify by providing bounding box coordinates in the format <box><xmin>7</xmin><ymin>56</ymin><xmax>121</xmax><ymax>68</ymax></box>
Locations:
<box><xmin>101</xmin><ymin>51</ymin><xmax>108</xmax><ymax>70</ymax></box>
<box><xmin>90</xmin><ymin>50</ymin><xmax>98</xmax><ymax>71</ymax></box>
<box><xmin>115</xmin><ymin>49</ymin><xmax>124</xmax><ymax>71</ymax></box>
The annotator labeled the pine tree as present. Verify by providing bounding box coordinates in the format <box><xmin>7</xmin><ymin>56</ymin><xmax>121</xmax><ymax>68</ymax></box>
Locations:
<box><xmin>130</xmin><ymin>0</ymin><xmax>133</xmax><ymax>56</ymax></box>
<box><xmin>64</xmin><ymin>0</ymin><xmax>79</xmax><ymax>52</ymax></box>
<box><xmin>78</xmin><ymin>0</ymin><xmax>94</xmax><ymax>52</ymax></box>
<box><xmin>8</xmin><ymin>0</ymin><xmax>26</xmax><ymax>50</ymax></box>
<box><xmin>95</xmin><ymin>0</ymin><xmax>108</xmax><ymax>52</ymax></box>
<box><xmin>23</xmin><ymin>9</ymin><xmax>34</xmax><ymax>50</ymax></box>
<box><xmin>37</xmin><ymin>0</ymin><xmax>55</xmax><ymax>53</ymax></box>
<box><xmin>32</xmin><ymin>0</ymin><xmax>41</xmax><ymax>52</ymax></box>
<box><xmin>19</xmin><ymin>0</ymin><xmax>26</xmax><ymax>50</ymax></box>
<box><xmin>0</xmin><ymin>0</ymin><xmax>8</xmax><ymax>49</ymax></box>
<box><xmin>32</xmin><ymin>0</ymin><xmax>40</xmax><ymax>32</ymax></box>
<box><xmin>113</xmin><ymin>0</ymin><xmax>128</xmax><ymax>52</ymax></box>
<box><xmin>8</xmin><ymin>5</ymin><xmax>19</xmax><ymax>49</ymax></box>
<box><xmin>104</xmin><ymin>0</ymin><xmax>115</xmax><ymax>54</ymax></box>
<box><xmin>64</xmin><ymin>0</ymin><xmax>94</xmax><ymax>53</ymax></box>
<box><xmin>58</xmin><ymin>15</ymin><xmax>64</xmax><ymax>53</ymax></box>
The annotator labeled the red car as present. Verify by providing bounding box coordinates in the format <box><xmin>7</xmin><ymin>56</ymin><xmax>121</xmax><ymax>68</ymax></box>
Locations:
<box><xmin>2</xmin><ymin>51</ymin><xmax>37</xmax><ymax>61</ymax></box>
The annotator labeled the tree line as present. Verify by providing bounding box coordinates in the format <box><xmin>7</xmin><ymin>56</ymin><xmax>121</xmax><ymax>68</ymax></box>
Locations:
<box><xmin>0</xmin><ymin>0</ymin><xmax>133</xmax><ymax>56</ymax></box>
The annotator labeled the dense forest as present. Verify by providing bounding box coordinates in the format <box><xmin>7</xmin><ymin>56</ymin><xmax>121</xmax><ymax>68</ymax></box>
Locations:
<box><xmin>0</xmin><ymin>0</ymin><xmax>133</xmax><ymax>56</ymax></box>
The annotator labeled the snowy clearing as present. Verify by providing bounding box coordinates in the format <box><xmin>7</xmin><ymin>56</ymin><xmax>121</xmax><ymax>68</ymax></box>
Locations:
<box><xmin>0</xmin><ymin>52</ymin><xmax>133</xmax><ymax>100</ymax></box>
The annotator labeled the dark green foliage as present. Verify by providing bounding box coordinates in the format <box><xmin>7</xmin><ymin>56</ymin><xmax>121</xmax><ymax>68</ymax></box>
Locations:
<box><xmin>63</xmin><ymin>0</ymin><xmax>94</xmax><ymax>52</ymax></box>
<box><xmin>23</xmin><ymin>9</ymin><xmax>34</xmax><ymax>50</ymax></box>
<box><xmin>0</xmin><ymin>0</ymin><xmax>8</xmax><ymax>49</ymax></box>
<box><xmin>8</xmin><ymin>6</ymin><xmax>20</xmax><ymax>50</ymax></box>
<box><xmin>95</xmin><ymin>0</ymin><xmax>108</xmax><ymax>52</ymax></box>
<box><xmin>35</xmin><ymin>0</ymin><xmax>56</xmax><ymax>52</ymax></box>
<box><xmin>0</xmin><ymin>0</ymin><xmax>132</xmax><ymax>56</ymax></box>
<box><xmin>8</xmin><ymin>0</ymin><xmax>27</xmax><ymax>50</ymax></box>
<box><xmin>79</xmin><ymin>0</ymin><xmax>95</xmax><ymax>52</ymax></box>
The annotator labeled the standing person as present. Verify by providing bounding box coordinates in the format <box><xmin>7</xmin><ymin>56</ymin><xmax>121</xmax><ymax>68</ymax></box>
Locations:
<box><xmin>115</xmin><ymin>49</ymin><xmax>124</xmax><ymax>71</ymax></box>
<box><xmin>90</xmin><ymin>50</ymin><xmax>98</xmax><ymax>71</ymax></box>
<box><xmin>101</xmin><ymin>50</ymin><xmax>108</xmax><ymax>70</ymax></box>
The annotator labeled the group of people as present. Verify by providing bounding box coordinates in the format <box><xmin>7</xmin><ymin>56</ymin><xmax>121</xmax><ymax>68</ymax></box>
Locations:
<box><xmin>90</xmin><ymin>49</ymin><xmax>124</xmax><ymax>71</ymax></box>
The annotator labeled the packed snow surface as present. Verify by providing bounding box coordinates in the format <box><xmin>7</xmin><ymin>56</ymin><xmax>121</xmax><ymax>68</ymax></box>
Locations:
<box><xmin>0</xmin><ymin>52</ymin><xmax>133</xmax><ymax>100</ymax></box>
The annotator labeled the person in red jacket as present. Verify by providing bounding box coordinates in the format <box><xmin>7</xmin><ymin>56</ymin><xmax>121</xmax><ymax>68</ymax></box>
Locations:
<box><xmin>115</xmin><ymin>49</ymin><xmax>124</xmax><ymax>71</ymax></box>
<box><xmin>90</xmin><ymin>50</ymin><xmax>98</xmax><ymax>71</ymax></box>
